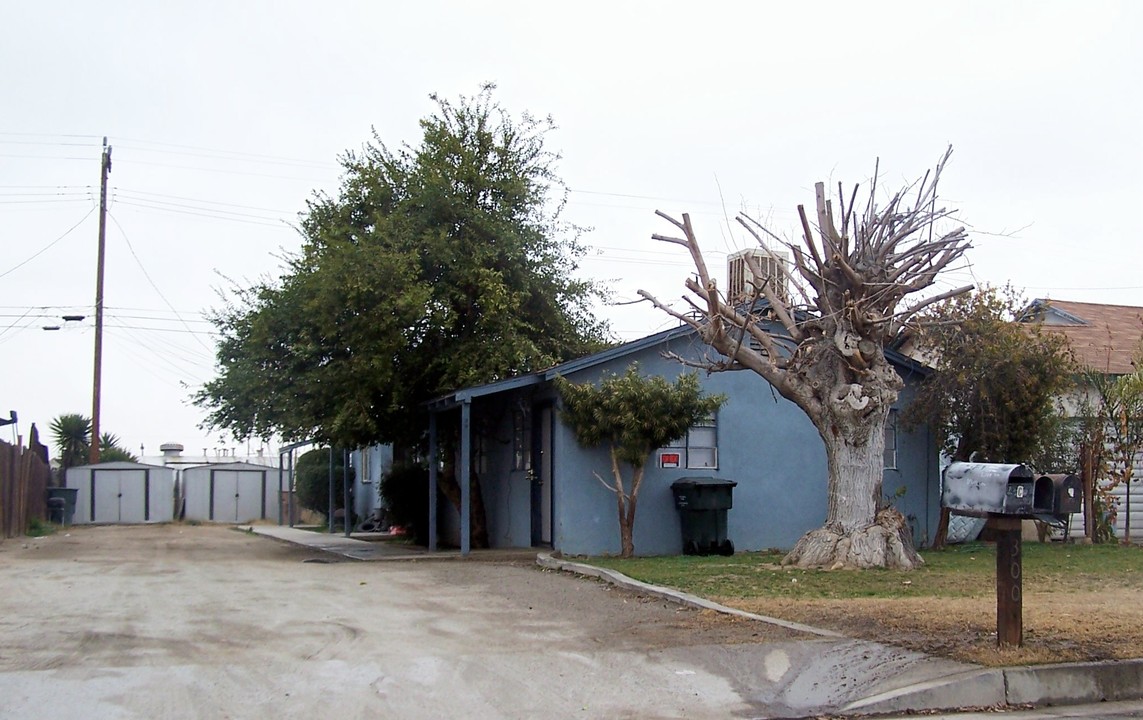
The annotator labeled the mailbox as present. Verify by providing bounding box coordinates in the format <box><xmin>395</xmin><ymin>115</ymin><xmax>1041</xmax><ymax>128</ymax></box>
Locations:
<box><xmin>943</xmin><ymin>462</ymin><xmax>1035</xmax><ymax>517</ymax></box>
<box><xmin>1033</xmin><ymin>473</ymin><xmax>1082</xmax><ymax>518</ymax></box>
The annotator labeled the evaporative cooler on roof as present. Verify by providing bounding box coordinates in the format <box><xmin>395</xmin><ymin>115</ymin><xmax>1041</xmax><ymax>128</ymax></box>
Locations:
<box><xmin>727</xmin><ymin>248</ymin><xmax>789</xmax><ymax>305</ymax></box>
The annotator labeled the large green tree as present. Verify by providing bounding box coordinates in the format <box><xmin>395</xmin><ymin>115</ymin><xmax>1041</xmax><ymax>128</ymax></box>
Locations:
<box><xmin>195</xmin><ymin>86</ymin><xmax>609</xmax><ymax>546</ymax></box>
<box><xmin>903</xmin><ymin>286</ymin><xmax>1076</xmax><ymax>546</ymax></box>
<box><xmin>556</xmin><ymin>365</ymin><xmax>725</xmax><ymax>557</ymax></box>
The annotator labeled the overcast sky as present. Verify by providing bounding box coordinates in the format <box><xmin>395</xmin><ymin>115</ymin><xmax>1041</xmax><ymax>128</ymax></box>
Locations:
<box><xmin>3</xmin><ymin>1</ymin><xmax>1140</xmax><ymax>460</ymax></box>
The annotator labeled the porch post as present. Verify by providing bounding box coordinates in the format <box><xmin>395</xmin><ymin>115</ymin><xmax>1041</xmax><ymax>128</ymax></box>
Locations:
<box><xmin>460</xmin><ymin>400</ymin><xmax>471</xmax><ymax>557</ymax></box>
<box><xmin>342</xmin><ymin>448</ymin><xmax>351</xmax><ymax>538</ymax></box>
<box><xmin>287</xmin><ymin>450</ymin><xmax>295</xmax><ymax>528</ymax></box>
<box><xmin>428</xmin><ymin>412</ymin><xmax>438</xmax><ymax>551</ymax></box>
<box><xmin>277</xmin><ymin>452</ymin><xmax>284</xmax><ymax>526</ymax></box>
<box><xmin>327</xmin><ymin>447</ymin><xmax>334</xmax><ymax>534</ymax></box>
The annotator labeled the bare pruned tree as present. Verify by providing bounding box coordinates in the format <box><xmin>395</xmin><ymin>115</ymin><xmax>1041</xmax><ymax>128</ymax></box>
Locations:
<box><xmin>639</xmin><ymin>148</ymin><xmax>972</xmax><ymax>569</ymax></box>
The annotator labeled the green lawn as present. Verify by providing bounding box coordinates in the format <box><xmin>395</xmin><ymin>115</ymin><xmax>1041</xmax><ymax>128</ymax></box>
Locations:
<box><xmin>584</xmin><ymin>542</ymin><xmax>1143</xmax><ymax>600</ymax></box>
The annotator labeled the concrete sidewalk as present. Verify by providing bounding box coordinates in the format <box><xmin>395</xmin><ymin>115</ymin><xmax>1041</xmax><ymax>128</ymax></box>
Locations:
<box><xmin>246</xmin><ymin>527</ymin><xmax>1142</xmax><ymax>716</ymax></box>
<box><xmin>243</xmin><ymin>524</ymin><xmax>536</xmax><ymax>562</ymax></box>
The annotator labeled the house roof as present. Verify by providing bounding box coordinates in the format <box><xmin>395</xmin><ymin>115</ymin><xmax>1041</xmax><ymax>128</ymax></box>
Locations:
<box><xmin>425</xmin><ymin>326</ymin><xmax>691</xmax><ymax>411</ymax></box>
<box><xmin>427</xmin><ymin>322</ymin><xmax>928</xmax><ymax>409</ymax></box>
<box><xmin>1023</xmin><ymin>299</ymin><xmax>1143</xmax><ymax>375</ymax></box>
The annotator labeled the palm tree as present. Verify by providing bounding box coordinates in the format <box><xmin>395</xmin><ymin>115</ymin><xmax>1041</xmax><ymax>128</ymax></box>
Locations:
<box><xmin>50</xmin><ymin>413</ymin><xmax>91</xmax><ymax>471</ymax></box>
<box><xmin>99</xmin><ymin>432</ymin><xmax>138</xmax><ymax>462</ymax></box>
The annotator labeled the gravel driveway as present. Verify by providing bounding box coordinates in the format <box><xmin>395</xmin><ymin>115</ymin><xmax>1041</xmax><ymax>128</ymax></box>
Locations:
<box><xmin>2</xmin><ymin>524</ymin><xmax>980</xmax><ymax>718</ymax></box>
<box><xmin>1</xmin><ymin>524</ymin><xmax>825</xmax><ymax>719</ymax></box>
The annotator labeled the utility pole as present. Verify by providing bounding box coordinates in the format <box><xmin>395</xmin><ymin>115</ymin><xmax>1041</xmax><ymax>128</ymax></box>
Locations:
<box><xmin>89</xmin><ymin>138</ymin><xmax>112</xmax><ymax>464</ymax></box>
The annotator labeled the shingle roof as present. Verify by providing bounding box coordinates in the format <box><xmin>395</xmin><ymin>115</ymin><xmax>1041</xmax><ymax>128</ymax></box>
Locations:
<box><xmin>1026</xmin><ymin>299</ymin><xmax>1143</xmax><ymax>375</ymax></box>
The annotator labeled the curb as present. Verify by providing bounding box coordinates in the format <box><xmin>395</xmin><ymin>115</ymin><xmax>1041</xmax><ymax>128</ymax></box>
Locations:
<box><xmin>845</xmin><ymin>659</ymin><xmax>1143</xmax><ymax>714</ymax></box>
<box><xmin>536</xmin><ymin>553</ymin><xmax>1143</xmax><ymax>715</ymax></box>
<box><xmin>536</xmin><ymin>553</ymin><xmax>843</xmax><ymax>638</ymax></box>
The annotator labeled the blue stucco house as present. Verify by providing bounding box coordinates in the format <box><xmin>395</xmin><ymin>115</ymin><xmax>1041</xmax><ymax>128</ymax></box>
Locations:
<box><xmin>426</xmin><ymin>324</ymin><xmax>940</xmax><ymax>557</ymax></box>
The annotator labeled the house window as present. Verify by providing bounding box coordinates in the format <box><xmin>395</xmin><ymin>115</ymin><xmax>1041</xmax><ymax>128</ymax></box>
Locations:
<box><xmin>662</xmin><ymin>413</ymin><xmax>718</xmax><ymax>469</ymax></box>
<box><xmin>512</xmin><ymin>407</ymin><xmax>531</xmax><ymax>471</ymax></box>
<box><xmin>358</xmin><ymin>450</ymin><xmax>371</xmax><ymax>484</ymax></box>
<box><xmin>474</xmin><ymin>433</ymin><xmax>488</xmax><ymax>475</ymax></box>
<box><xmin>884</xmin><ymin>409</ymin><xmax>898</xmax><ymax>470</ymax></box>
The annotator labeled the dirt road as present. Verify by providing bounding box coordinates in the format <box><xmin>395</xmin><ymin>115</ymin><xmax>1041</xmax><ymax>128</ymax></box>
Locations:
<box><xmin>4</xmin><ymin>524</ymin><xmax>995</xmax><ymax>719</ymax></box>
<box><xmin>0</xmin><ymin>525</ymin><xmax>760</xmax><ymax>718</ymax></box>
<box><xmin>0</xmin><ymin>524</ymin><xmax>974</xmax><ymax>719</ymax></box>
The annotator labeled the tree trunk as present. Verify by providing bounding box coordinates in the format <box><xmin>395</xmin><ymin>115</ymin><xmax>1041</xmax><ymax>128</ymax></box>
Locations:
<box><xmin>1080</xmin><ymin>440</ymin><xmax>1095</xmax><ymax>541</ymax></box>
<box><xmin>618</xmin><ymin>509</ymin><xmax>634</xmax><ymax>558</ymax></box>
<box><xmin>931</xmin><ymin>507</ymin><xmax>951</xmax><ymax>550</ymax></box>
<box><xmin>436</xmin><ymin>464</ymin><xmax>490</xmax><ymax>549</ymax></box>
<box><xmin>783</xmin><ymin>421</ymin><xmax>924</xmax><ymax>569</ymax></box>
<box><xmin>609</xmin><ymin>448</ymin><xmax>641</xmax><ymax>558</ymax></box>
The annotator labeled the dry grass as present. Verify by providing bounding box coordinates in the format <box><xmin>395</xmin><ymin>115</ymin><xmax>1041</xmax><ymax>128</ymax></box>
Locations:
<box><xmin>724</xmin><ymin>590</ymin><xmax>1142</xmax><ymax>666</ymax></box>
<box><xmin>587</xmin><ymin>542</ymin><xmax>1143</xmax><ymax>666</ymax></box>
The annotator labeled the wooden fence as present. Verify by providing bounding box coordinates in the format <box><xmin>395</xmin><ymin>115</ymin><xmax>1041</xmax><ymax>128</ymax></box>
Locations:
<box><xmin>1</xmin><ymin>439</ymin><xmax>50</xmax><ymax>539</ymax></box>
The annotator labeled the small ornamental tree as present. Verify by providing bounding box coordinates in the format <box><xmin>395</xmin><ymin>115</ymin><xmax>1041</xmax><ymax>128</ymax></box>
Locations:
<box><xmin>902</xmin><ymin>286</ymin><xmax>1076</xmax><ymax>546</ymax></box>
<box><xmin>555</xmin><ymin>364</ymin><xmax>726</xmax><ymax>557</ymax></box>
<box><xmin>1088</xmin><ymin>347</ymin><xmax>1143</xmax><ymax>544</ymax></box>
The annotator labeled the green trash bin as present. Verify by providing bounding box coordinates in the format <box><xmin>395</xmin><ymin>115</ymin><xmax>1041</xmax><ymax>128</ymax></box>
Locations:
<box><xmin>46</xmin><ymin>487</ymin><xmax>79</xmax><ymax>525</ymax></box>
<box><xmin>670</xmin><ymin>478</ymin><xmax>737</xmax><ymax>556</ymax></box>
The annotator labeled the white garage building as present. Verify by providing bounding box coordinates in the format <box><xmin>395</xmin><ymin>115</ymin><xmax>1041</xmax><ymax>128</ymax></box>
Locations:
<box><xmin>181</xmin><ymin>462</ymin><xmax>281</xmax><ymax>524</ymax></box>
<box><xmin>65</xmin><ymin>462</ymin><xmax>178</xmax><ymax>524</ymax></box>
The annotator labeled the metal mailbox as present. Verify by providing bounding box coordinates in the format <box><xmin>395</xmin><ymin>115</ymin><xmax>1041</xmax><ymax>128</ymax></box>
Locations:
<box><xmin>943</xmin><ymin>462</ymin><xmax>1036</xmax><ymax>517</ymax></box>
<box><xmin>1033</xmin><ymin>473</ymin><xmax>1082</xmax><ymax>518</ymax></box>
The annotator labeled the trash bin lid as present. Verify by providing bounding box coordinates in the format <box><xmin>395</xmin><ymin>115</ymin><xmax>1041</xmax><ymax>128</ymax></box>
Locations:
<box><xmin>670</xmin><ymin>477</ymin><xmax>737</xmax><ymax>489</ymax></box>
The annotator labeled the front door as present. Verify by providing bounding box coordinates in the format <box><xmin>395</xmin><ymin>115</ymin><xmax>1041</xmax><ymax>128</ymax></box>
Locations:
<box><xmin>530</xmin><ymin>404</ymin><xmax>553</xmax><ymax>546</ymax></box>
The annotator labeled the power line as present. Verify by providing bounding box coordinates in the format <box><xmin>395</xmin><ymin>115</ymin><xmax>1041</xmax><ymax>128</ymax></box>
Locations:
<box><xmin>112</xmin><ymin>136</ymin><xmax>335</xmax><ymax>168</ymax></box>
<box><xmin>114</xmin><ymin>141</ymin><xmax>335</xmax><ymax>170</ymax></box>
<box><xmin>119</xmin><ymin>158</ymin><xmax>327</xmax><ymax>183</ymax></box>
<box><xmin>0</xmin><ymin>190</ymin><xmax>93</xmax><ymax>197</ymax></box>
<box><xmin>0</xmin><ymin>184</ymin><xmax>93</xmax><ymax>190</ymax></box>
<box><xmin>112</xmin><ymin>191</ymin><xmax>292</xmax><ymax>222</ymax></box>
<box><xmin>0</xmin><ymin>154</ymin><xmax>93</xmax><ymax>161</ymax></box>
<box><xmin>104</xmin><ymin>316</ymin><xmax>215</xmax><ymax>365</ymax></box>
<box><xmin>104</xmin><ymin>327</ymin><xmax>212</xmax><ymax>388</ymax></box>
<box><xmin>113</xmin><ymin>187</ymin><xmax>296</xmax><ymax>215</ymax></box>
<box><xmin>113</xmin><ymin>199</ymin><xmax>294</xmax><ymax>229</ymax></box>
<box><xmin>0</xmin><ymin>307</ymin><xmax>36</xmax><ymax>341</ymax></box>
<box><xmin>0</xmin><ymin>132</ymin><xmax>103</xmax><ymax>140</ymax></box>
<box><xmin>108</xmin><ymin>211</ymin><xmax>215</xmax><ymax>353</ymax></box>
<box><xmin>0</xmin><ymin>206</ymin><xmax>96</xmax><ymax>280</ymax></box>
<box><xmin>0</xmin><ymin>140</ymin><xmax>100</xmax><ymax>148</ymax></box>
<box><xmin>0</xmin><ymin>198</ymin><xmax>93</xmax><ymax>205</ymax></box>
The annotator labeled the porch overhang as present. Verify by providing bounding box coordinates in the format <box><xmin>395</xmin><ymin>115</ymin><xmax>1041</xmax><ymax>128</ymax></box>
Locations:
<box><xmin>425</xmin><ymin>373</ymin><xmax>545</xmax><ymax>413</ymax></box>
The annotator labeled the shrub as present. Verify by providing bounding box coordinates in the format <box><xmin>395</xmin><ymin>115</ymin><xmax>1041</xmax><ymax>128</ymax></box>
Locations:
<box><xmin>295</xmin><ymin>448</ymin><xmax>355</xmax><ymax>519</ymax></box>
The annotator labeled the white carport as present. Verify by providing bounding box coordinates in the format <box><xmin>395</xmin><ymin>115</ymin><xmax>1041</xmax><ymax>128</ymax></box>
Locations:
<box><xmin>182</xmin><ymin>462</ymin><xmax>280</xmax><ymax>523</ymax></box>
<box><xmin>65</xmin><ymin>461</ymin><xmax>177</xmax><ymax>524</ymax></box>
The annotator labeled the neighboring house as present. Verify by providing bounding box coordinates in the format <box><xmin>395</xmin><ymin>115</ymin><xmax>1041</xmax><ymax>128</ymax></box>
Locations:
<box><xmin>1021</xmin><ymin>298</ymin><xmax>1143</xmax><ymax>539</ymax></box>
<box><xmin>426</xmin><ymin>324</ymin><xmax>941</xmax><ymax>556</ymax></box>
<box><xmin>1021</xmin><ymin>299</ymin><xmax>1143</xmax><ymax>378</ymax></box>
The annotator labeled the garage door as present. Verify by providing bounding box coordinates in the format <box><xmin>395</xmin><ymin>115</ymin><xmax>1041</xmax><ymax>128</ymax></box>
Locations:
<box><xmin>90</xmin><ymin>469</ymin><xmax>151</xmax><ymax>523</ymax></box>
<box><xmin>210</xmin><ymin>469</ymin><xmax>268</xmax><ymax>523</ymax></box>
